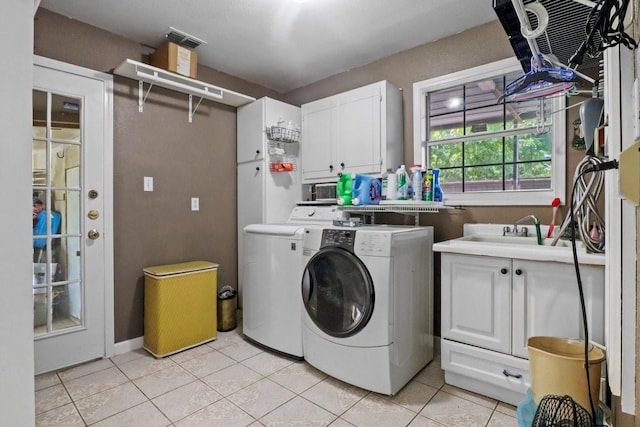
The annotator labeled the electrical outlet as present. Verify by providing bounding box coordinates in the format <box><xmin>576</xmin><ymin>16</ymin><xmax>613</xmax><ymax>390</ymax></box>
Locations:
<box><xmin>144</xmin><ymin>176</ymin><xmax>153</xmax><ymax>192</ymax></box>
<box><xmin>191</xmin><ymin>197</ymin><xmax>199</xmax><ymax>211</ymax></box>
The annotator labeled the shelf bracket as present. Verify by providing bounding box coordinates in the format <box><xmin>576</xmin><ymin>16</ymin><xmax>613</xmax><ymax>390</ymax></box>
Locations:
<box><xmin>188</xmin><ymin>94</ymin><xmax>205</xmax><ymax>123</ymax></box>
<box><xmin>138</xmin><ymin>79</ymin><xmax>155</xmax><ymax>113</ymax></box>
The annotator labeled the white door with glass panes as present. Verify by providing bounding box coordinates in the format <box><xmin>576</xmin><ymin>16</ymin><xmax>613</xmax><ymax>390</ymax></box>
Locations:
<box><xmin>32</xmin><ymin>56</ymin><xmax>114</xmax><ymax>374</ymax></box>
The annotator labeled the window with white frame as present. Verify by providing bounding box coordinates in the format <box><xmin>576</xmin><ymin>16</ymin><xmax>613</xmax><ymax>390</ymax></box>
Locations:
<box><xmin>413</xmin><ymin>57</ymin><xmax>565</xmax><ymax>206</ymax></box>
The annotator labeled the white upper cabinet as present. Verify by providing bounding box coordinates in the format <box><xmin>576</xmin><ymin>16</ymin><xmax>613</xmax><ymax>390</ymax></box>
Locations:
<box><xmin>301</xmin><ymin>81</ymin><xmax>403</xmax><ymax>183</ymax></box>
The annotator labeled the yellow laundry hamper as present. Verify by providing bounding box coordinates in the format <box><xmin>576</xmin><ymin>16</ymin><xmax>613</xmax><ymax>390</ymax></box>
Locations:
<box><xmin>143</xmin><ymin>261</ymin><xmax>218</xmax><ymax>358</ymax></box>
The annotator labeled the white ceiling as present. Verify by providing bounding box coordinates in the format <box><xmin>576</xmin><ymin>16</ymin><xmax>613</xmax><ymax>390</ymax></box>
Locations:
<box><xmin>39</xmin><ymin>0</ymin><xmax>498</xmax><ymax>93</ymax></box>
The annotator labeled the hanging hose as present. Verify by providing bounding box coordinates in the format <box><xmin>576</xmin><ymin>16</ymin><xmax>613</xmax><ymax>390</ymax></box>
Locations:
<box><xmin>551</xmin><ymin>156</ymin><xmax>605</xmax><ymax>252</ymax></box>
<box><xmin>567</xmin><ymin>157</ymin><xmax>619</xmax><ymax>427</ymax></box>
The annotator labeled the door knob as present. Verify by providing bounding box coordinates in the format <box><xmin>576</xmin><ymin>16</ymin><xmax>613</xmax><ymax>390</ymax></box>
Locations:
<box><xmin>88</xmin><ymin>229</ymin><xmax>100</xmax><ymax>240</ymax></box>
<box><xmin>515</xmin><ymin>269</ymin><xmax>523</xmax><ymax>276</ymax></box>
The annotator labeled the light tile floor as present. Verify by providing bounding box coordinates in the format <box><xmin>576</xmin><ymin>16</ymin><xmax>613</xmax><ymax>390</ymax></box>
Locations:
<box><xmin>35</xmin><ymin>327</ymin><xmax>519</xmax><ymax>426</ymax></box>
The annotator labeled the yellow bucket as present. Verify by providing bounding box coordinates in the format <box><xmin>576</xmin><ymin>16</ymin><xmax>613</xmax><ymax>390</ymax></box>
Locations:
<box><xmin>528</xmin><ymin>336</ymin><xmax>605</xmax><ymax>411</ymax></box>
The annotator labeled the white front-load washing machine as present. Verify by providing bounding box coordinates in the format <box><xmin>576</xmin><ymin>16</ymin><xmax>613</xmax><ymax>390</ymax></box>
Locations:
<box><xmin>301</xmin><ymin>225</ymin><xmax>434</xmax><ymax>394</ymax></box>
<box><xmin>241</xmin><ymin>206</ymin><xmax>346</xmax><ymax>358</ymax></box>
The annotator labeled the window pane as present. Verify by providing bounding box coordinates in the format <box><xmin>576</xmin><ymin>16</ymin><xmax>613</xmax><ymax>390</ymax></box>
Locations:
<box><xmin>464</xmin><ymin>165</ymin><xmax>505</xmax><ymax>191</ymax></box>
<box><xmin>59</xmin><ymin>236</ymin><xmax>82</xmax><ymax>282</ymax></box>
<box><xmin>429</xmin><ymin>110</ymin><xmax>464</xmax><ymax>140</ymax></box>
<box><xmin>32</xmin><ymin>139</ymin><xmax>46</xmax><ymax>186</ymax></box>
<box><xmin>511</xmin><ymin>133</ymin><xmax>552</xmax><ymax>162</ymax></box>
<box><xmin>465</xmin><ymin>103</ymin><xmax>504</xmax><ymax>134</ymax></box>
<box><xmin>464</xmin><ymin>138</ymin><xmax>505</xmax><ymax>166</ymax></box>
<box><xmin>429</xmin><ymin>86</ymin><xmax>464</xmax><ymax>140</ymax></box>
<box><xmin>51</xmin><ymin>94</ymin><xmax>80</xmax><ymax>131</ymax></box>
<box><xmin>33</xmin><ymin>90</ymin><xmax>47</xmax><ymax>130</ymax></box>
<box><xmin>505</xmin><ymin>162</ymin><xmax>552</xmax><ymax>190</ymax></box>
<box><xmin>52</xmin><ymin>284</ymin><xmax>82</xmax><ymax>331</ymax></box>
<box><xmin>438</xmin><ymin>168</ymin><xmax>463</xmax><ymax>193</ymax></box>
<box><xmin>429</xmin><ymin>142</ymin><xmax>462</xmax><ymax>168</ymax></box>
<box><xmin>506</xmin><ymin>97</ymin><xmax>553</xmax><ymax>130</ymax></box>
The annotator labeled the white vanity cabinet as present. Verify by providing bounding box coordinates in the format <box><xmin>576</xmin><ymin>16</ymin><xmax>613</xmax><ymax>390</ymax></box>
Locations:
<box><xmin>300</xmin><ymin>80</ymin><xmax>402</xmax><ymax>183</ymax></box>
<box><xmin>440</xmin><ymin>253</ymin><xmax>605</xmax><ymax>406</ymax></box>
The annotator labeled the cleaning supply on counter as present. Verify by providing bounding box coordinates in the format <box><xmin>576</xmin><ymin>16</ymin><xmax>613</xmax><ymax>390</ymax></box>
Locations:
<box><xmin>423</xmin><ymin>170</ymin><xmax>434</xmax><ymax>201</ymax></box>
<box><xmin>336</xmin><ymin>173</ymin><xmax>353</xmax><ymax>206</ymax></box>
<box><xmin>352</xmin><ymin>174</ymin><xmax>382</xmax><ymax>205</ymax></box>
<box><xmin>387</xmin><ymin>171</ymin><xmax>398</xmax><ymax>200</ymax></box>
<box><xmin>396</xmin><ymin>165</ymin><xmax>410</xmax><ymax>200</ymax></box>
<box><xmin>546</xmin><ymin>197</ymin><xmax>561</xmax><ymax>238</ymax></box>
<box><xmin>381</xmin><ymin>168</ymin><xmax>392</xmax><ymax>200</ymax></box>
<box><xmin>432</xmin><ymin>168</ymin><xmax>443</xmax><ymax>203</ymax></box>
<box><xmin>410</xmin><ymin>165</ymin><xmax>423</xmax><ymax>201</ymax></box>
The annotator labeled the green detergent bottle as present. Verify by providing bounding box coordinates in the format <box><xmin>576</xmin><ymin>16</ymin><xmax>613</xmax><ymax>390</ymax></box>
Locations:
<box><xmin>336</xmin><ymin>173</ymin><xmax>353</xmax><ymax>206</ymax></box>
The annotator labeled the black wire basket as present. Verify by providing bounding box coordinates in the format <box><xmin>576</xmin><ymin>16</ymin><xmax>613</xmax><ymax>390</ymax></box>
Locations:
<box><xmin>532</xmin><ymin>395</ymin><xmax>593</xmax><ymax>427</ymax></box>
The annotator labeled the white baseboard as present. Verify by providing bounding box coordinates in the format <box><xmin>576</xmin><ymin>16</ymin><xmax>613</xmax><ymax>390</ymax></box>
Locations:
<box><xmin>114</xmin><ymin>336</ymin><xmax>144</xmax><ymax>356</ymax></box>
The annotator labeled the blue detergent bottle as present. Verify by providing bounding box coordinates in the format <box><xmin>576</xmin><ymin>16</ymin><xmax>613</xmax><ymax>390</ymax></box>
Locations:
<box><xmin>432</xmin><ymin>168</ymin><xmax>443</xmax><ymax>203</ymax></box>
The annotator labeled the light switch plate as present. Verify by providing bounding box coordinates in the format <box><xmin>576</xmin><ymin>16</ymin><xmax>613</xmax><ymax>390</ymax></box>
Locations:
<box><xmin>144</xmin><ymin>176</ymin><xmax>153</xmax><ymax>192</ymax></box>
<box><xmin>191</xmin><ymin>197</ymin><xmax>200</xmax><ymax>211</ymax></box>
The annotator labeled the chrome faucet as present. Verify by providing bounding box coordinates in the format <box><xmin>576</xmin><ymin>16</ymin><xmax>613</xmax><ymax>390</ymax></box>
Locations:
<box><xmin>503</xmin><ymin>215</ymin><xmax>543</xmax><ymax>244</ymax></box>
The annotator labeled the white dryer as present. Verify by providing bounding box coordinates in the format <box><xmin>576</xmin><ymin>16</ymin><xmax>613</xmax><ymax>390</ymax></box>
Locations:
<box><xmin>301</xmin><ymin>225</ymin><xmax>434</xmax><ymax>395</ymax></box>
<box><xmin>242</xmin><ymin>206</ymin><xmax>345</xmax><ymax>358</ymax></box>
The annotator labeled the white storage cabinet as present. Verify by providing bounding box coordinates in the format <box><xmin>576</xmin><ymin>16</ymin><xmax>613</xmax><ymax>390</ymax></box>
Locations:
<box><xmin>300</xmin><ymin>80</ymin><xmax>403</xmax><ymax>183</ymax></box>
<box><xmin>440</xmin><ymin>253</ymin><xmax>605</xmax><ymax>405</ymax></box>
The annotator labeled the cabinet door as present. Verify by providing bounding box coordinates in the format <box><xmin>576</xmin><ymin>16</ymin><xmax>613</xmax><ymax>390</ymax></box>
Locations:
<box><xmin>301</xmin><ymin>98</ymin><xmax>336</xmax><ymax>181</ymax></box>
<box><xmin>237</xmin><ymin>161</ymin><xmax>265</xmax><ymax>301</ymax></box>
<box><xmin>441</xmin><ymin>254</ymin><xmax>512</xmax><ymax>354</ymax></box>
<box><xmin>335</xmin><ymin>83</ymin><xmax>382</xmax><ymax>175</ymax></box>
<box><xmin>512</xmin><ymin>260</ymin><xmax>605</xmax><ymax>358</ymax></box>
<box><xmin>237</xmin><ymin>99</ymin><xmax>266</xmax><ymax>163</ymax></box>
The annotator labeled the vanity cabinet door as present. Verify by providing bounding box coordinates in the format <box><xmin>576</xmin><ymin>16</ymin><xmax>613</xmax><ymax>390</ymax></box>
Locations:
<box><xmin>441</xmin><ymin>254</ymin><xmax>512</xmax><ymax>354</ymax></box>
<box><xmin>511</xmin><ymin>260</ymin><xmax>605</xmax><ymax>358</ymax></box>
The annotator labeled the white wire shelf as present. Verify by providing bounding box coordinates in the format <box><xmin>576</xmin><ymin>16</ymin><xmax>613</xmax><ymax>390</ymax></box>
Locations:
<box><xmin>339</xmin><ymin>203</ymin><xmax>450</xmax><ymax>214</ymax></box>
<box><xmin>113</xmin><ymin>59</ymin><xmax>256</xmax><ymax>121</ymax></box>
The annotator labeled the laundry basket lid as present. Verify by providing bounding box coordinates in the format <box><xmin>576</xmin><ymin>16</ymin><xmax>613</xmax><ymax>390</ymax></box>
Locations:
<box><xmin>143</xmin><ymin>261</ymin><xmax>218</xmax><ymax>277</ymax></box>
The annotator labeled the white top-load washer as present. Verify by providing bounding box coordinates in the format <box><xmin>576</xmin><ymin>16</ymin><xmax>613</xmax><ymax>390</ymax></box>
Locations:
<box><xmin>242</xmin><ymin>205</ymin><xmax>346</xmax><ymax>358</ymax></box>
<box><xmin>301</xmin><ymin>225</ymin><xmax>434</xmax><ymax>394</ymax></box>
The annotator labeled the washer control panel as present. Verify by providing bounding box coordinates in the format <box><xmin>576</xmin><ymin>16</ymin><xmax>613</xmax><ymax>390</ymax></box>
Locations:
<box><xmin>320</xmin><ymin>229</ymin><xmax>356</xmax><ymax>251</ymax></box>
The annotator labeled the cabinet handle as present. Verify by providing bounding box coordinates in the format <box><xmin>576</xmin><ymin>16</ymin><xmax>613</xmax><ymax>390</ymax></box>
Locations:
<box><xmin>256</xmin><ymin>149</ymin><xmax>260</xmax><ymax>154</ymax></box>
<box><xmin>340</xmin><ymin>162</ymin><xmax>345</xmax><ymax>168</ymax></box>
<box><xmin>255</xmin><ymin>166</ymin><xmax>260</xmax><ymax>171</ymax></box>
<box><xmin>500</xmin><ymin>268</ymin><xmax>508</xmax><ymax>275</ymax></box>
<box><xmin>515</xmin><ymin>269</ymin><xmax>523</xmax><ymax>276</ymax></box>
<box><xmin>329</xmin><ymin>164</ymin><xmax>334</xmax><ymax>170</ymax></box>
<box><xmin>502</xmin><ymin>369</ymin><xmax>523</xmax><ymax>379</ymax></box>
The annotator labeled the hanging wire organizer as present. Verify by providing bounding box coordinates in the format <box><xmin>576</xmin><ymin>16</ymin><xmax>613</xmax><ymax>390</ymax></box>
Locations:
<box><xmin>266</xmin><ymin>126</ymin><xmax>300</xmax><ymax>172</ymax></box>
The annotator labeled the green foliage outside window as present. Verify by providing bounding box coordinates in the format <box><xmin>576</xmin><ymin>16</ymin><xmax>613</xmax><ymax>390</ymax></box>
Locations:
<box><xmin>429</xmin><ymin>118</ymin><xmax>552</xmax><ymax>185</ymax></box>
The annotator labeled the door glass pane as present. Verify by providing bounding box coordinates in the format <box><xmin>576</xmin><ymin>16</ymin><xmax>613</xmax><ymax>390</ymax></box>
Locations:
<box><xmin>32</xmin><ymin>140</ymin><xmax>46</xmax><ymax>186</ymax></box>
<box><xmin>33</xmin><ymin>89</ymin><xmax>83</xmax><ymax>335</ymax></box>
<box><xmin>52</xmin><ymin>284</ymin><xmax>81</xmax><ymax>331</ymax></box>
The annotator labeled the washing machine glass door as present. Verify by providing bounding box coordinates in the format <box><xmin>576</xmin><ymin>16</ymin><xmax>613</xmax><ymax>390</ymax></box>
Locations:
<box><xmin>302</xmin><ymin>246</ymin><xmax>374</xmax><ymax>338</ymax></box>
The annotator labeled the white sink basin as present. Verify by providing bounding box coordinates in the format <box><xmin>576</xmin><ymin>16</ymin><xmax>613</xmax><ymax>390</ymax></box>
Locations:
<box><xmin>453</xmin><ymin>234</ymin><xmax>578</xmax><ymax>249</ymax></box>
<box><xmin>433</xmin><ymin>224</ymin><xmax>604</xmax><ymax>266</ymax></box>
